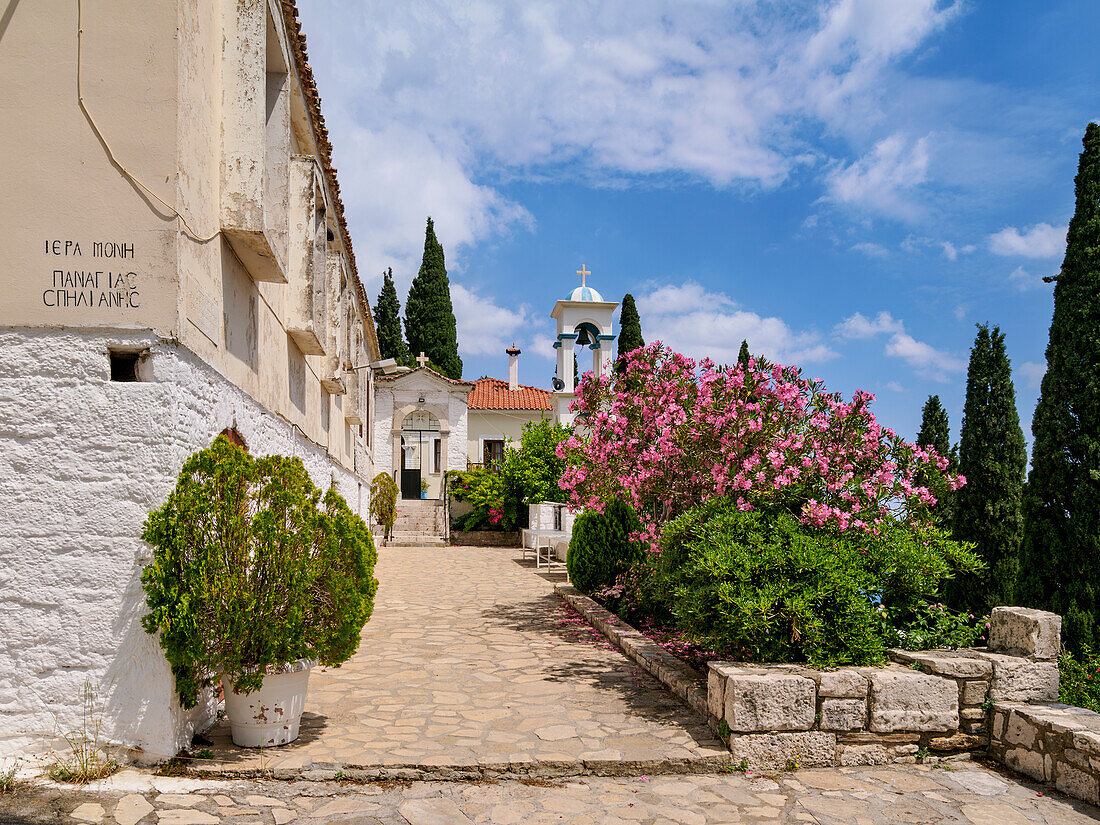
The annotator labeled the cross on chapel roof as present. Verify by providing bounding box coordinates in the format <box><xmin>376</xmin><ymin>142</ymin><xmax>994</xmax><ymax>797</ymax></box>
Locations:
<box><xmin>416</xmin><ymin>351</ymin><xmax>429</xmax><ymax>368</ymax></box>
<box><xmin>576</xmin><ymin>264</ymin><xmax>590</xmax><ymax>288</ymax></box>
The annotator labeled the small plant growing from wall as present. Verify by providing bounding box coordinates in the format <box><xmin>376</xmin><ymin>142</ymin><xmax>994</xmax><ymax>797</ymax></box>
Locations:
<box><xmin>46</xmin><ymin>681</ymin><xmax>118</xmax><ymax>784</ymax></box>
<box><xmin>370</xmin><ymin>472</ymin><xmax>398</xmax><ymax>543</ymax></box>
<box><xmin>140</xmin><ymin>436</ymin><xmax>378</xmax><ymax>710</ymax></box>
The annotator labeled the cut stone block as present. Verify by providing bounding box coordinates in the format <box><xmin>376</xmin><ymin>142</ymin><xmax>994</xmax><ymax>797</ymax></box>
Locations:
<box><xmin>1004</xmin><ymin>709</ymin><xmax>1038</xmax><ymax>749</ymax></box>
<box><xmin>868</xmin><ymin>669</ymin><xmax>958</xmax><ymax>733</ymax></box>
<box><xmin>988</xmin><ymin>606</ymin><xmax>1062</xmax><ymax>660</ymax></box>
<box><xmin>818</xmin><ymin>669</ymin><xmax>868</xmax><ymax>699</ymax></box>
<box><xmin>961</xmin><ymin>680</ymin><xmax>990</xmax><ymax>706</ymax></box>
<box><xmin>889</xmin><ymin>649</ymin><xmax>992</xmax><ymax>679</ymax></box>
<box><xmin>1054</xmin><ymin>763</ymin><xmax>1100</xmax><ymax>806</ymax></box>
<box><xmin>928</xmin><ymin>732</ymin><xmax>987</xmax><ymax>751</ymax></box>
<box><xmin>724</xmin><ymin>673</ymin><xmax>816</xmax><ymax>732</ymax></box>
<box><xmin>1004</xmin><ymin>746</ymin><xmax>1050</xmax><ymax>782</ymax></box>
<box><xmin>727</xmin><ymin>731</ymin><xmax>836</xmax><ymax>771</ymax></box>
<box><xmin>820</xmin><ymin>698</ymin><xmax>866</xmax><ymax>731</ymax></box>
<box><xmin>976</xmin><ymin>653</ymin><xmax>1059</xmax><ymax>702</ymax></box>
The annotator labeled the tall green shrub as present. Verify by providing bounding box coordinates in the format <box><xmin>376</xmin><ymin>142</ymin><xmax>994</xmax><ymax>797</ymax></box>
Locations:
<box><xmin>654</xmin><ymin>500</ymin><xmax>979</xmax><ymax>666</ymax></box>
<box><xmin>916</xmin><ymin>394</ymin><xmax>957</xmax><ymax>530</ymax></box>
<box><xmin>737</xmin><ymin>339</ymin><xmax>751</xmax><ymax>369</ymax></box>
<box><xmin>567</xmin><ymin>500</ymin><xmax>643</xmax><ymax>595</ymax></box>
<box><xmin>375</xmin><ymin>268</ymin><xmax>410</xmax><ymax>365</ymax></box>
<box><xmin>616</xmin><ymin>294</ymin><xmax>644</xmax><ymax>373</ymax></box>
<box><xmin>404</xmin><ymin>217</ymin><xmax>462</xmax><ymax>379</ymax></box>
<box><xmin>949</xmin><ymin>325</ymin><xmax>1027</xmax><ymax>614</ymax></box>
<box><xmin>1020</xmin><ymin>123</ymin><xmax>1100</xmax><ymax>655</ymax></box>
<box><xmin>141</xmin><ymin>436</ymin><xmax>378</xmax><ymax>707</ymax></box>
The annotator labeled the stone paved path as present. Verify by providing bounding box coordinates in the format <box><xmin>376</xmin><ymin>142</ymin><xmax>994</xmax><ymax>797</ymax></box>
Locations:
<box><xmin>199</xmin><ymin>546</ymin><xmax>725</xmax><ymax>775</ymax></box>
<box><xmin>4</xmin><ymin>763</ymin><xmax>1099</xmax><ymax>824</ymax></box>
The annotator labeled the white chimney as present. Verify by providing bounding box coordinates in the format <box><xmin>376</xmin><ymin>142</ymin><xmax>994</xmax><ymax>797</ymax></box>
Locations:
<box><xmin>506</xmin><ymin>344</ymin><xmax>521</xmax><ymax>391</ymax></box>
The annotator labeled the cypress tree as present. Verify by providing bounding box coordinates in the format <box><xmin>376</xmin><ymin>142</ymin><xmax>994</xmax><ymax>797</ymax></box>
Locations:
<box><xmin>737</xmin><ymin>340</ymin><xmax>751</xmax><ymax>369</ymax></box>
<box><xmin>374</xmin><ymin>268</ymin><xmax>410</xmax><ymax>365</ymax></box>
<box><xmin>404</xmin><ymin>217</ymin><xmax>462</xmax><ymax>379</ymax></box>
<box><xmin>948</xmin><ymin>324</ymin><xmax>1027</xmax><ymax>614</ymax></box>
<box><xmin>1019</xmin><ymin>123</ymin><xmax>1100</xmax><ymax>654</ymax></box>
<box><xmin>916</xmin><ymin>395</ymin><xmax>957</xmax><ymax>530</ymax></box>
<box><xmin>616</xmin><ymin>294</ymin><xmax>645</xmax><ymax>372</ymax></box>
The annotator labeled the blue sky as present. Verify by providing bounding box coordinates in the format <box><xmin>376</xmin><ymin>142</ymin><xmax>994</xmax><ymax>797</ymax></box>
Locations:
<box><xmin>299</xmin><ymin>0</ymin><xmax>1099</xmax><ymax>446</ymax></box>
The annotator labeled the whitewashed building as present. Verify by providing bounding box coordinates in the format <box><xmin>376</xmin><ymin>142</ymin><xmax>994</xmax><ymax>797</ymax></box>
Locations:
<box><xmin>0</xmin><ymin>0</ymin><xmax>379</xmax><ymax>762</ymax></box>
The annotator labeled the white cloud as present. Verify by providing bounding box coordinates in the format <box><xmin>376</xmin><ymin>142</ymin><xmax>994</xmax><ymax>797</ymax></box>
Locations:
<box><xmin>940</xmin><ymin>241</ymin><xmax>976</xmax><ymax>261</ymax></box>
<box><xmin>1008</xmin><ymin>265</ymin><xmax>1045</xmax><ymax>291</ymax></box>
<box><xmin>635</xmin><ymin>282</ymin><xmax>836</xmax><ymax>366</ymax></box>
<box><xmin>1018</xmin><ymin>361</ymin><xmax>1046</xmax><ymax>389</ymax></box>
<box><xmin>885</xmin><ymin>380</ymin><xmax>904</xmax><ymax>392</ymax></box>
<box><xmin>989</xmin><ymin>223</ymin><xmax>1067</xmax><ymax>259</ymax></box>
<box><xmin>297</xmin><ymin>1</ymin><xmax>968</xmax><ymax>272</ymax></box>
<box><xmin>834</xmin><ymin>311</ymin><xmax>904</xmax><ymax>339</ymax></box>
<box><xmin>851</xmin><ymin>242</ymin><xmax>889</xmax><ymax>258</ymax></box>
<box><xmin>954</xmin><ymin>305</ymin><xmax>967</xmax><ymax>321</ymax></box>
<box><xmin>885</xmin><ymin>332</ymin><xmax>966</xmax><ymax>380</ymax></box>
<box><xmin>328</xmin><ymin>120</ymin><xmax>534</xmax><ymax>283</ymax></box>
<box><xmin>835</xmin><ymin>311</ymin><xmax>964</xmax><ymax>381</ymax></box>
<box><xmin>450</xmin><ymin>283</ymin><xmax>534</xmax><ymax>358</ymax></box>
<box><xmin>822</xmin><ymin>134</ymin><xmax>931</xmax><ymax>219</ymax></box>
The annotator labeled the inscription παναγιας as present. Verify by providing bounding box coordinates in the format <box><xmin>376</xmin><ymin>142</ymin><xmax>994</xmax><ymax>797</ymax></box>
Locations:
<box><xmin>41</xmin><ymin>240</ymin><xmax>141</xmax><ymax>309</ymax></box>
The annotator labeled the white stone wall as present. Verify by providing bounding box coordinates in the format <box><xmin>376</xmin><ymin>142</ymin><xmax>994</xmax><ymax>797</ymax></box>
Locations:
<box><xmin>0</xmin><ymin>328</ymin><xmax>369</xmax><ymax>763</ymax></box>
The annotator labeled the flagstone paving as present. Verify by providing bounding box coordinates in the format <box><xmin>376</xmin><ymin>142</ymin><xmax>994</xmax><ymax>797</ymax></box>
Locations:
<box><xmin>196</xmin><ymin>545</ymin><xmax>726</xmax><ymax>775</ymax></box>
<box><xmin>5</xmin><ymin>763</ymin><xmax>1099</xmax><ymax>824</ymax></box>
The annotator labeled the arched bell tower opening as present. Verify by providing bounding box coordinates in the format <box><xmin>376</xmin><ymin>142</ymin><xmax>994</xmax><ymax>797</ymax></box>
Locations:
<box><xmin>549</xmin><ymin>265</ymin><xmax>619</xmax><ymax>426</ymax></box>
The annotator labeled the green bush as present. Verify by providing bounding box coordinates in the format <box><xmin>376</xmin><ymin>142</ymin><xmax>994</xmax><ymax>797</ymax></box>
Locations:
<box><xmin>141</xmin><ymin>436</ymin><xmax>378</xmax><ymax>708</ymax></box>
<box><xmin>883</xmin><ymin>602</ymin><xmax>987</xmax><ymax>651</ymax></box>
<box><xmin>369</xmin><ymin>472</ymin><xmax>398</xmax><ymax>541</ymax></box>
<box><xmin>1060</xmin><ymin>647</ymin><xmax>1100</xmax><ymax>713</ymax></box>
<box><xmin>567</xmin><ymin>500</ymin><xmax>643</xmax><ymax>594</ymax></box>
<box><xmin>653</xmin><ymin>500</ymin><xmax>980</xmax><ymax>667</ymax></box>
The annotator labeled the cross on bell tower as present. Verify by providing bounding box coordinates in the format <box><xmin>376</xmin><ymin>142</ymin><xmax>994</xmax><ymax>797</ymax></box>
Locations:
<box><xmin>576</xmin><ymin>264</ymin><xmax>590</xmax><ymax>288</ymax></box>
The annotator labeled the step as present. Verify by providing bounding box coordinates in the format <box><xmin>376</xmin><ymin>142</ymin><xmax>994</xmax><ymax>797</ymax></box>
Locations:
<box><xmin>384</xmin><ymin>536</ymin><xmax>446</xmax><ymax>547</ymax></box>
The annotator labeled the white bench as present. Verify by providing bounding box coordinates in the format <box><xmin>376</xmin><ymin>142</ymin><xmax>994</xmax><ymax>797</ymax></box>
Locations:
<box><xmin>520</xmin><ymin>528</ymin><xmax>567</xmax><ymax>569</ymax></box>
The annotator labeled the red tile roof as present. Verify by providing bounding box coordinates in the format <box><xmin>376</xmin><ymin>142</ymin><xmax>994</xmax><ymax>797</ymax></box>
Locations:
<box><xmin>468</xmin><ymin>378</ymin><xmax>553</xmax><ymax>411</ymax></box>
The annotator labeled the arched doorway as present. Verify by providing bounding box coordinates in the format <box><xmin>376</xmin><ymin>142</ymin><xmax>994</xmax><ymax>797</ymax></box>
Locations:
<box><xmin>400</xmin><ymin>411</ymin><xmax>440</xmax><ymax>499</ymax></box>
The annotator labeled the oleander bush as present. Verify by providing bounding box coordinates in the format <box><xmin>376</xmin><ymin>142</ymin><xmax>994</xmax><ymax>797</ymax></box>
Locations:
<box><xmin>567</xmin><ymin>500</ymin><xmax>644</xmax><ymax>595</ymax></box>
<box><xmin>141</xmin><ymin>436</ymin><xmax>378</xmax><ymax>708</ymax></box>
<box><xmin>651</xmin><ymin>499</ymin><xmax>980</xmax><ymax>667</ymax></box>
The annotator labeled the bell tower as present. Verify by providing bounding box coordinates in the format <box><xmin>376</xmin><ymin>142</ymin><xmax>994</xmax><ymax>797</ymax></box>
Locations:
<box><xmin>550</xmin><ymin>265</ymin><xmax>619</xmax><ymax>426</ymax></box>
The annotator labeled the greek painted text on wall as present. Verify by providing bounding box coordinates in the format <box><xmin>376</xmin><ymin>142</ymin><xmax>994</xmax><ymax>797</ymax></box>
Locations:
<box><xmin>43</xmin><ymin>239</ymin><xmax>141</xmax><ymax>309</ymax></box>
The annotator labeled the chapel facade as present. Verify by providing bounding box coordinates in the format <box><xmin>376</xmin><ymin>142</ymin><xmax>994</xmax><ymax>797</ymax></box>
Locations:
<box><xmin>0</xmin><ymin>0</ymin><xmax>379</xmax><ymax>761</ymax></box>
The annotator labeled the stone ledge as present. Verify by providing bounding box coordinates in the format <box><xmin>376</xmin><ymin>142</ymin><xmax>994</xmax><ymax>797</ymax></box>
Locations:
<box><xmin>555</xmin><ymin>585</ymin><xmax>711</xmax><ymax>721</ymax></box>
<box><xmin>888</xmin><ymin>649</ymin><xmax>992</xmax><ymax>680</ymax></box>
<box><xmin>990</xmin><ymin>702</ymin><xmax>1100</xmax><ymax>806</ymax></box>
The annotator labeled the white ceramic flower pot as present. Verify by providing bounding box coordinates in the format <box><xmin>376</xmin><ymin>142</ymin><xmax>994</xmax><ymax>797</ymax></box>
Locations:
<box><xmin>222</xmin><ymin>660</ymin><xmax>313</xmax><ymax>748</ymax></box>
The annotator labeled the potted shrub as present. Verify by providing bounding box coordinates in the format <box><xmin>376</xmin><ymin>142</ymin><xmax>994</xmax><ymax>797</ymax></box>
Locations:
<box><xmin>420</xmin><ymin>478</ymin><xmax>430</xmax><ymax>499</ymax></box>
<box><xmin>140</xmin><ymin>436</ymin><xmax>378</xmax><ymax>748</ymax></box>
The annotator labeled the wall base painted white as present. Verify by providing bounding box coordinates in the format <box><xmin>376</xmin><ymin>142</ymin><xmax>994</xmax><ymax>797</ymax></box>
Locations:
<box><xmin>0</xmin><ymin>328</ymin><xmax>368</xmax><ymax>764</ymax></box>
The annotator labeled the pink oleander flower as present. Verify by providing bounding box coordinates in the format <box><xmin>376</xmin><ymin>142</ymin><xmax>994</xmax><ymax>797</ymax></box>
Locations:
<box><xmin>557</xmin><ymin>342</ymin><xmax>963</xmax><ymax>550</ymax></box>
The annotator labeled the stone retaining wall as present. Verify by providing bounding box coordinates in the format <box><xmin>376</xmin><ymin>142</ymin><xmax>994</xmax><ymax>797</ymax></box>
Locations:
<box><xmin>989</xmin><ymin>701</ymin><xmax>1100</xmax><ymax>805</ymax></box>
<box><xmin>558</xmin><ymin>586</ymin><xmax>1100</xmax><ymax>806</ymax></box>
<box><xmin>707</xmin><ymin>607</ymin><xmax>1063</xmax><ymax>771</ymax></box>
